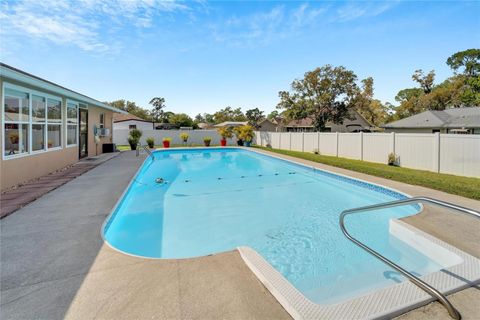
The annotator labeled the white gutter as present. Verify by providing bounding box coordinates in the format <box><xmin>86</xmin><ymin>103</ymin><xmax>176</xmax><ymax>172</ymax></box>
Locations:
<box><xmin>0</xmin><ymin>64</ymin><xmax>127</xmax><ymax>114</ymax></box>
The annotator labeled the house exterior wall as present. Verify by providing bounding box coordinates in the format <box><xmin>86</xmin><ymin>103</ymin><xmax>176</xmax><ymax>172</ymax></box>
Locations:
<box><xmin>0</xmin><ymin>76</ymin><xmax>114</xmax><ymax>190</ymax></box>
<box><xmin>113</xmin><ymin>120</ymin><xmax>153</xmax><ymax>131</ymax></box>
<box><xmin>258</xmin><ymin>120</ymin><xmax>278</xmax><ymax>132</ymax></box>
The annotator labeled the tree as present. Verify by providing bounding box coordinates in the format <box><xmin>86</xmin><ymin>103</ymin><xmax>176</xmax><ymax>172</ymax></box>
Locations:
<box><xmin>213</xmin><ymin>107</ymin><xmax>246</xmax><ymax>123</ymax></box>
<box><xmin>267</xmin><ymin>110</ymin><xmax>279</xmax><ymax>120</ymax></box>
<box><xmin>277</xmin><ymin>65</ymin><xmax>359</xmax><ymax>131</ymax></box>
<box><xmin>354</xmin><ymin>77</ymin><xmax>389</xmax><ymax>126</ymax></box>
<box><xmin>393</xmin><ymin>88</ymin><xmax>424</xmax><ymax>119</ymax></box>
<box><xmin>149</xmin><ymin>97</ymin><xmax>166</xmax><ymax>123</ymax></box>
<box><xmin>105</xmin><ymin>99</ymin><xmax>151</xmax><ymax>120</ymax></box>
<box><xmin>446</xmin><ymin>49</ymin><xmax>480</xmax><ymax>77</ymax></box>
<box><xmin>412</xmin><ymin>69</ymin><xmax>435</xmax><ymax>94</ymax></box>
<box><xmin>245</xmin><ymin>108</ymin><xmax>264</xmax><ymax>129</ymax></box>
<box><xmin>168</xmin><ymin>113</ymin><xmax>194</xmax><ymax>127</ymax></box>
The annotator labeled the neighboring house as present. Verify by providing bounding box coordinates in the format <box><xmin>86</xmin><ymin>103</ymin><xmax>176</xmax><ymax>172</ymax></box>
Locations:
<box><xmin>1</xmin><ymin>63</ymin><xmax>125</xmax><ymax>191</ymax></box>
<box><xmin>154</xmin><ymin>123</ymin><xmax>179</xmax><ymax>130</ymax></box>
<box><xmin>213</xmin><ymin>121</ymin><xmax>248</xmax><ymax>128</ymax></box>
<box><xmin>383</xmin><ymin>107</ymin><xmax>480</xmax><ymax>134</ymax></box>
<box><xmin>281</xmin><ymin>110</ymin><xmax>372</xmax><ymax>132</ymax></box>
<box><xmin>113</xmin><ymin>113</ymin><xmax>154</xmax><ymax>131</ymax></box>
<box><xmin>257</xmin><ymin>118</ymin><xmax>279</xmax><ymax>132</ymax></box>
<box><xmin>197</xmin><ymin>122</ymin><xmax>214</xmax><ymax>130</ymax></box>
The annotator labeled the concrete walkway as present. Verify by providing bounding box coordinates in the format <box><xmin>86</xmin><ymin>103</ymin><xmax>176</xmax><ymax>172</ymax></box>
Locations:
<box><xmin>1</xmin><ymin>149</ymin><xmax>479</xmax><ymax>319</ymax></box>
<box><xmin>0</xmin><ymin>152</ymin><xmax>119</xmax><ymax>219</ymax></box>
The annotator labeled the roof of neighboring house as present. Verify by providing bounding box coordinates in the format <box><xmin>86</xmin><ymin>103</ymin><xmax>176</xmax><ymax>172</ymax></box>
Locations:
<box><xmin>113</xmin><ymin>113</ymin><xmax>153</xmax><ymax>123</ymax></box>
<box><xmin>213</xmin><ymin>121</ymin><xmax>248</xmax><ymax>127</ymax></box>
<box><xmin>284</xmin><ymin>110</ymin><xmax>371</xmax><ymax>129</ymax></box>
<box><xmin>0</xmin><ymin>63</ymin><xmax>126</xmax><ymax>114</ymax></box>
<box><xmin>383</xmin><ymin>107</ymin><xmax>480</xmax><ymax>129</ymax></box>
<box><xmin>197</xmin><ymin>122</ymin><xmax>213</xmax><ymax>129</ymax></box>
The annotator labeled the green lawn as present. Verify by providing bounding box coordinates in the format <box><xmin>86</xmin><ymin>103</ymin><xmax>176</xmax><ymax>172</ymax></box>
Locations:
<box><xmin>253</xmin><ymin>146</ymin><xmax>480</xmax><ymax>201</ymax></box>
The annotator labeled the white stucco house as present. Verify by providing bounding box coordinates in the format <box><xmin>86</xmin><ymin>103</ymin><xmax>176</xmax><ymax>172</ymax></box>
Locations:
<box><xmin>113</xmin><ymin>113</ymin><xmax>154</xmax><ymax>131</ymax></box>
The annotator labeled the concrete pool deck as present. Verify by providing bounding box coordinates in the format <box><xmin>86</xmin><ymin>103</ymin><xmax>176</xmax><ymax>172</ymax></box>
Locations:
<box><xmin>1</xmin><ymin>149</ymin><xmax>479</xmax><ymax>319</ymax></box>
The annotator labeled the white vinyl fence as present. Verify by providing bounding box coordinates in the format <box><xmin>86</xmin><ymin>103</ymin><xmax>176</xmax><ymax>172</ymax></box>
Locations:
<box><xmin>114</xmin><ymin>129</ymin><xmax>237</xmax><ymax>146</ymax></box>
<box><xmin>254</xmin><ymin>131</ymin><xmax>480</xmax><ymax>178</ymax></box>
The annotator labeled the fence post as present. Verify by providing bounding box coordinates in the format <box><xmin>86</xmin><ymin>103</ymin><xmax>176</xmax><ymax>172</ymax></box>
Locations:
<box><xmin>302</xmin><ymin>132</ymin><xmax>305</xmax><ymax>152</ymax></box>
<box><xmin>289</xmin><ymin>132</ymin><xmax>292</xmax><ymax>150</ymax></box>
<box><xmin>317</xmin><ymin>132</ymin><xmax>321</xmax><ymax>154</ymax></box>
<box><xmin>360</xmin><ymin>132</ymin><xmax>364</xmax><ymax>160</ymax></box>
<box><xmin>433</xmin><ymin>132</ymin><xmax>440</xmax><ymax>173</ymax></box>
<box><xmin>335</xmin><ymin>132</ymin><xmax>339</xmax><ymax>157</ymax></box>
<box><xmin>390</xmin><ymin>132</ymin><xmax>395</xmax><ymax>155</ymax></box>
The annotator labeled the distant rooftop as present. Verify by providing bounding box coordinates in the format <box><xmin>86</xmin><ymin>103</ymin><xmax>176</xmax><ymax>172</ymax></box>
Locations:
<box><xmin>113</xmin><ymin>113</ymin><xmax>152</xmax><ymax>123</ymax></box>
<box><xmin>383</xmin><ymin>107</ymin><xmax>480</xmax><ymax>129</ymax></box>
<box><xmin>214</xmin><ymin>121</ymin><xmax>248</xmax><ymax>127</ymax></box>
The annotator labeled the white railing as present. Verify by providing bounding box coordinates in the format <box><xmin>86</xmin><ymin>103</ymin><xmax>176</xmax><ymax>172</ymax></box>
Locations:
<box><xmin>254</xmin><ymin>131</ymin><xmax>480</xmax><ymax>178</ymax></box>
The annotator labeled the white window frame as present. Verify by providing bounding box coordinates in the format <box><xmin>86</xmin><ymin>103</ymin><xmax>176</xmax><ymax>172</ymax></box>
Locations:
<box><xmin>2</xmin><ymin>82</ymin><xmax>63</xmax><ymax>160</ymax></box>
<box><xmin>66</xmin><ymin>100</ymin><xmax>79</xmax><ymax>147</ymax></box>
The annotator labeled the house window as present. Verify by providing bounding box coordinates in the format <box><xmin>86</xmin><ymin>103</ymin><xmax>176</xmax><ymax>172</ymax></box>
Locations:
<box><xmin>2</xmin><ymin>83</ymin><xmax>64</xmax><ymax>159</ymax></box>
<box><xmin>129</xmin><ymin>124</ymin><xmax>137</xmax><ymax>130</ymax></box>
<box><xmin>32</xmin><ymin>95</ymin><xmax>46</xmax><ymax>151</ymax></box>
<box><xmin>47</xmin><ymin>98</ymin><xmax>62</xmax><ymax>149</ymax></box>
<box><xmin>67</xmin><ymin>101</ymin><xmax>78</xmax><ymax>146</ymax></box>
<box><xmin>4</xmin><ymin>88</ymin><xmax>29</xmax><ymax>156</ymax></box>
<box><xmin>99</xmin><ymin>113</ymin><xmax>105</xmax><ymax>128</ymax></box>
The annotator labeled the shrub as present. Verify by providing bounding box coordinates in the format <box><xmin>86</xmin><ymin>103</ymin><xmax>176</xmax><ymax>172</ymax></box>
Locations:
<box><xmin>129</xmin><ymin>128</ymin><xmax>142</xmax><ymax>140</ymax></box>
<box><xmin>146</xmin><ymin>137</ymin><xmax>155</xmax><ymax>148</ymax></box>
<box><xmin>127</xmin><ymin>129</ymin><xmax>142</xmax><ymax>150</ymax></box>
<box><xmin>388</xmin><ymin>152</ymin><xmax>398</xmax><ymax>166</ymax></box>
<box><xmin>237</xmin><ymin>125</ymin><xmax>255</xmax><ymax>142</ymax></box>
<box><xmin>203</xmin><ymin>136</ymin><xmax>212</xmax><ymax>143</ymax></box>
<box><xmin>180</xmin><ymin>132</ymin><xmax>189</xmax><ymax>143</ymax></box>
<box><xmin>217</xmin><ymin>127</ymin><xmax>233</xmax><ymax>139</ymax></box>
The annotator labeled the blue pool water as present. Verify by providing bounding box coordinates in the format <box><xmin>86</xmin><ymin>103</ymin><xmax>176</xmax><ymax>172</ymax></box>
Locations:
<box><xmin>104</xmin><ymin>148</ymin><xmax>450</xmax><ymax>304</ymax></box>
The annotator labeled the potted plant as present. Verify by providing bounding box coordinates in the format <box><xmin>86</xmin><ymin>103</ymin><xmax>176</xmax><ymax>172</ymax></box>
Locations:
<box><xmin>203</xmin><ymin>136</ymin><xmax>212</xmax><ymax>147</ymax></box>
<box><xmin>146</xmin><ymin>137</ymin><xmax>155</xmax><ymax>149</ymax></box>
<box><xmin>217</xmin><ymin>127</ymin><xmax>232</xmax><ymax>147</ymax></box>
<box><xmin>239</xmin><ymin>125</ymin><xmax>254</xmax><ymax>147</ymax></box>
<box><xmin>163</xmin><ymin>137</ymin><xmax>172</xmax><ymax>148</ymax></box>
<box><xmin>388</xmin><ymin>152</ymin><xmax>398</xmax><ymax>166</ymax></box>
<box><xmin>180</xmin><ymin>132</ymin><xmax>189</xmax><ymax>144</ymax></box>
<box><xmin>9</xmin><ymin>132</ymin><xmax>19</xmax><ymax>144</ymax></box>
<box><xmin>233</xmin><ymin>127</ymin><xmax>243</xmax><ymax>146</ymax></box>
<box><xmin>127</xmin><ymin>129</ymin><xmax>142</xmax><ymax>150</ymax></box>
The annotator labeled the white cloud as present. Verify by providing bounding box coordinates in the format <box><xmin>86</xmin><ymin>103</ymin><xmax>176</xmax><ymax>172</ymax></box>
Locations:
<box><xmin>209</xmin><ymin>3</ymin><xmax>328</xmax><ymax>48</ymax></box>
<box><xmin>0</xmin><ymin>0</ymin><xmax>190</xmax><ymax>53</ymax></box>
<box><xmin>336</xmin><ymin>1</ymin><xmax>398</xmax><ymax>22</ymax></box>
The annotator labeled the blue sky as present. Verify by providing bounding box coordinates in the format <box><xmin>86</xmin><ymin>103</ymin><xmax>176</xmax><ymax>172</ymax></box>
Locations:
<box><xmin>1</xmin><ymin>0</ymin><xmax>479</xmax><ymax>116</ymax></box>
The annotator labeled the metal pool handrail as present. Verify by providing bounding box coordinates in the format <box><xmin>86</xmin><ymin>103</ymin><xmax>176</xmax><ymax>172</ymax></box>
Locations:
<box><xmin>136</xmin><ymin>145</ymin><xmax>153</xmax><ymax>159</ymax></box>
<box><xmin>339</xmin><ymin>196</ymin><xmax>480</xmax><ymax>320</ymax></box>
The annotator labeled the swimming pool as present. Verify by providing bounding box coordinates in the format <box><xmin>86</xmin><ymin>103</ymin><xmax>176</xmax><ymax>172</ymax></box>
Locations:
<box><xmin>103</xmin><ymin>148</ymin><xmax>479</xmax><ymax>318</ymax></box>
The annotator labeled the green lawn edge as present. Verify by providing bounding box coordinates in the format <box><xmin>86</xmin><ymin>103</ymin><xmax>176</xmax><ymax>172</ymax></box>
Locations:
<box><xmin>253</xmin><ymin>146</ymin><xmax>480</xmax><ymax>201</ymax></box>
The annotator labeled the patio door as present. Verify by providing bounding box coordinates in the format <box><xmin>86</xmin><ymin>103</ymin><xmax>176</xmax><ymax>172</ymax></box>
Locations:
<box><xmin>79</xmin><ymin>108</ymin><xmax>88</xmax><ymax>158</ymax></box>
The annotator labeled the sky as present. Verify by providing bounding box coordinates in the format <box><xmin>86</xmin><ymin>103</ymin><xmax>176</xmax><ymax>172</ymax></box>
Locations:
<box><xmin>1</xmin><ymin>0</ymin><xmax>479</xmax><ymax>116</ymax></box>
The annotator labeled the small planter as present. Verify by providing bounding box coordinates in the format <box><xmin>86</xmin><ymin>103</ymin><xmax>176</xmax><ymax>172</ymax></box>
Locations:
<box><xmin>163</xmin><ymin>140</ymin><xmax>170</xmax><ymax>148</ymax></box>
<box><xmin>244</xmin><ymin>141</ymin><xmax>251</xmax><ymax>147</ymax></box>
<box><xmin>237</xmin><ymin>139</ymin><xmax>244</xmax><ymax>146</ymax></box>
<box><xmin>204</xmin><ymin>140</ymin><xmax>211</xmax><ymax>146</ymax></box>
<box><xmin>220</xmin><ymin>138</ymin><xmax>227</xmax><ymax>147</ymax></box>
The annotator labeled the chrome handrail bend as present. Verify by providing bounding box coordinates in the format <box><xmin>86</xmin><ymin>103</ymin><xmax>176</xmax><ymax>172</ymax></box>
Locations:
<box><xmin>136</xmin><ymin>145</ymin><xmax>153</xmax><ymax>158</ymax></box>
<box><xmin>339</xmin><ymin>196</ymin><xmax>480</xmax><ymax>320</ymax></box>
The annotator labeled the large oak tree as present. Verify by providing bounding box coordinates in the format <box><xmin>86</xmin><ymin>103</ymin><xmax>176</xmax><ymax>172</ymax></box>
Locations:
<box><xmin>277</xmin><ymin>65</ymin><xmax>359</xmax><ymax>131</ymax></box>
